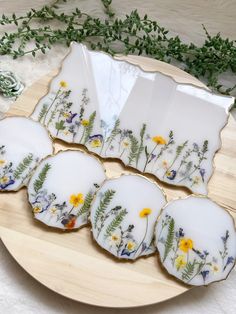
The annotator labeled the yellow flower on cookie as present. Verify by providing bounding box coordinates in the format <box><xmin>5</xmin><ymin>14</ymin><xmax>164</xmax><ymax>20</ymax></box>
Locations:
<box><xmin>175</xmin><ymin>255</ymin><xmax>187</xmax><ymax>270</ymax></box>
<box><xmin>122</xmin><ymin>139</ymin><xmax>130</xmax><ymax>148</ymax></box>
<box><xmin>59</xmin><ymin>80</ymin><xmax>68</xmax><ymax>88</ymax></box>
<box><xmin>109</xmin><ymin>233</ymin><xmax>120</xmax><ymax>245</ymax></box>
<box><xmin>81</xmin><ymin>120</ymin><xmax>89</xmax><ymax>127</ymax></box>
<box><xmin>162</xmin><ymin>160</ymin><xmax>168</xmax><ymax>169</ymax></box>
<box><xmin>0</xmin><ymin>159</ymin><xmax>6</xmax><ymax>167</ymax></box>
<box><xmin>152</xmin><ymin>136</ymin><xmax>167</xmax><ymax>145</ymax></box>
<box><xmin>63</xmin><ymin>112</ymin><xmax>70</xmax><ymax>118</ymax></box>
<box><xmin>90</xmin><ymin>139</ymin><xmax>102</xmax><ymax>148</ymax></box>
<box><xmin>126</xmin><ymin>241</ymin><xmax>136</xmax><ymax>251</ymax></box>
<box><xmin>0</xmin><ymin>176</ymin><xmax>10</xmax><ymax>184</ymax></box>
<box><xmin>50</xmin><ymin>207</ymin><xmax>57</xmax><ymax>215</ymax></box>
<box><xmin>33</xmin><ymin>206</ymin><xmax>41</xmax><ymax>213</ymax></box>
<box><xmin>69</xmin><ymin>193</ymin><xmax>84</xmax><ymax>207</ymax></box>
<box><xmin>139</xmin><ymin>208</ymin><xmax>152</xmax><ymax>218</ymax></box>
<box><xmin>212</xmin><ymin>263</ymin><xmax>219</xmax><ymax>273</ymax></box>
<box><xmin>179</xmin><ymin>238</ymin><xmax>193</xmax><ymax>253</ymax></box>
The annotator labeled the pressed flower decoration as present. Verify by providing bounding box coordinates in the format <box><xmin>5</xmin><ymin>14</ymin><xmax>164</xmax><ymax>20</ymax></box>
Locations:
<box><xmin>30</xmin><ymin>43</ymin><xmax>234</xmax><ymax>195</ymax></box>
<box><xmin>155</xmin><ymin>197</ymin><xmax>236</xmax><ymax>286</ymax></box>
<box><xmin>27</xmin><ymin>151</ymin><xmax>106</xmax><ymax>230</ymax></box>
<box><xmin>90</xmin><ymin>175</ymin><xmax>166</xmax><ymax>260</ymax></box>
<box><xmin>70</xmin><ymin>193</ymin><xmax>84</xmax><ymax>207</ymax></box>
<box><xmin>0</xmin><ymin>117</ymin><xmax>53</xmax><ymax>191</ymax></box>
<box><xmin>33</xmin><ymin>80</ymin><xmax>209</xmax><ymax>194</ymax></box>
<box><xmin>29</xmin><ymin>163</ymin><xmax>95</xmax><ymax>229</ymax></box>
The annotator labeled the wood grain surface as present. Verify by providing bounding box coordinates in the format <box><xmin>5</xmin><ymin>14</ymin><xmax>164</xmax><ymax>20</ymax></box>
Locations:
<box><xmin>0</xmin><ymin>55</ymin><xmax>235</xmax><ymax>308</ymax></box>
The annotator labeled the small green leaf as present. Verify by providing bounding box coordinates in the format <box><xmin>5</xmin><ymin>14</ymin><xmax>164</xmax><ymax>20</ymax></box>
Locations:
<box><xmin>33</xmin><ymin>163</ymin><xmax>51</xmax><ymax>193</ymax></box>
<box><xmin>55</xmin><ymin>120</ymin><xmax>65</xmax><ymax>131</ymax></box>
<box><xmin>163</xmin><ymin>218</ymin><xmax>175</xmax><ymax>262</ymax></box>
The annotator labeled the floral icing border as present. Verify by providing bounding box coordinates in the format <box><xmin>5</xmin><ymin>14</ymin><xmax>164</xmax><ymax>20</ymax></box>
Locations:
<box><xmin>156</xmin><ymin>214</ymin><xmax>235</xmax><ymax>285</ymax></box>
<box><xmin>92</xmin><ymin>188</ymin><xmax>155</xmax><ymax>259</ymax></box>
<box><xmin>29</xmin><ymin>162</ymin><xmax>99</xmax><ymax>229</ymax></box>
<box><xmin>0</xmin><ymin>145</ymin><xmax>39</xmax><ymax>190</ymax></box>
<box><xmin>34</xmin><ymin>82</ymin><xmax>209</xmax><ymax>194</ymax></box>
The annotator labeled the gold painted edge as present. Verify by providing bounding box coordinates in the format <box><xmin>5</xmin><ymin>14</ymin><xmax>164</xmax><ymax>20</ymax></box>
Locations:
<box><xmin>154</xmin><ymin>194</ymin><xmax>236</xmax><ymax>287</ymax></box>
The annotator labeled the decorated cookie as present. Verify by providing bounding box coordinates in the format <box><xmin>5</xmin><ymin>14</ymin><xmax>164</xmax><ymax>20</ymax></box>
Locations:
<box><xmin>90</xmin><ymin>174</ymin><xmax>166</xmax><ymax>260</ymax></box>
<box><xmin>27</xmin><ymin>150</ymin><xmax>106</xmax><ymax>230</ymax></box>
<box><xmin>0</xmin><ymin>116</ymin><xmax>53</xmax><ymax>191</ymax></box>
<box><xmin>155</xmin><ymin>196</ymin><xmax>236</xmax><ymax>286</ymax></box>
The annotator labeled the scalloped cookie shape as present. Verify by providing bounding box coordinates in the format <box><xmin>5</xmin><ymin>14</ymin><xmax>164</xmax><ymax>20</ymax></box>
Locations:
<box><xmin>0</xmin><ymin>116</ymin><xmax>53</xmax><ymax>191</ymax></box>
<box><xmin>31</xmin><ymin>43</ymin><xmax>234</xmax><ymax>195</ymax></box>
<box><xmin>27</xmin><ymin>150</ymin><xmax>106</xmax><ymax>230</ymax></box>
<box><xmin>155</xmin><ymin>196</ymin><xmax>236</xmax><ymax>286</ymax></box>
<box><xmin>90</xmin><ymin>174</ymin><xmax>167</xmax><ymax>260</ymax></box>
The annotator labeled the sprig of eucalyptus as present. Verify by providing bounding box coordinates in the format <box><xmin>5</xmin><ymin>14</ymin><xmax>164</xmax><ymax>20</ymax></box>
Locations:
<box><xmin>0</xmin><ymin>0</ymin><xmax>235</xmax><ymax>100</ymax></box>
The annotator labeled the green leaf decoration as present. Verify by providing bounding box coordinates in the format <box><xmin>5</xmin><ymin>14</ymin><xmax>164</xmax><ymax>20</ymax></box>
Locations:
<box><xmin>47</xmin><ymin>108</ymin><xmax>57</xmax><ymax>126</ymax></box>
<box><xmin>202</xmin><ymin>140</ymin><xmax>208</xmax><ymax>155</ymax></box>
<box><xmin>55</xmin><ymin>120</ymin><xmax>65</xmax><ymax>131</ymax></box>
<box><xmin>181</xmin><ymin>261</ymin><xmax>196</xmax><ymax>282</ymax></box>
<box><xmin>163</xmin><ymin>217</ymin><xmax>175</xmax><ymax>262</ymax></box>
<box><xmin>106</xmin><ymin>118</ymin><xmax>120</xmax><ymax>145</ymax></box>
<box><xmin>77</xmin><ymin>191</ymin><xmax>94</xmax><ymax>217</ymax></box>
<box><xmin>185</xmin><ymin>161</ymin><xmax>193</xmax><ymax>173</ymax></box>
<box><xmin>83</xmin><ymin>111</ymin><xmax>96</xmax><ymax>144</ymax></box>
<box><xmin>176</xmin><ymin>141</ymin><xmax>188</xmax><ymax>157</ymax></box>
<box><xmin>195</xmin><ymin>261</ymin><xmax>205</xmax><ymax>277</ymax></box>
<box><xmin>33</xmin><ymin>163</ymin><xmax>51</xmax><ymax>193</ymax></box>
<box><xmin>13</xmin><ymin>153</ymin><xmax>34</xmax><ymax>179</ymax></box>
<box><xmin>136</xmin><ymin>123</ymin><xmax>146</xmax><ymax>167</ymax></box>
<box><xmin>128</xmin><ymin>134</ymin><xmax>139</xmax><ymax>165</ymax></box>
<box><xmin>38</xmin><ymin>104</ymin><xmax>48</xmax><ymax>122</ymax></box>
<box><xmin>94</xmin><ymin>189</ymin><xmax>115</xmax><ymax>228</ymax></box>
<box><xmin>104</xmin><ymin>208</ymin><xmax>127</xmax><ymax>238</ymax></box>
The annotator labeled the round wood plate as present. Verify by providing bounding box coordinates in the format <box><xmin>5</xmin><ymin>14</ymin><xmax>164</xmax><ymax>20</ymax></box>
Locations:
<box><xmin>0</xmin><ymin>55</ymin><xmax>235</xmax><ymax>308</ymax></box>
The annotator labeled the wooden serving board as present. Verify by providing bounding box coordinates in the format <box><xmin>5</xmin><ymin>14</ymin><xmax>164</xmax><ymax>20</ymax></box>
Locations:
<box><xmin>0</xmin><ymin>55</ymin><xmax>235</xmax><ymax>308</ymax></box>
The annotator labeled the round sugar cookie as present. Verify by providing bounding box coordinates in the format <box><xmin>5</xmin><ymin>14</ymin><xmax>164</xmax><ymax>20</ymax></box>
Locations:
<box><xmin>0</xmin><ymin>116</ymin><xmax>53</xmax><ymax>191</ymax></box>
<box><xmin>90</xmin><ymin>174</ymin><xmax>167</xmax><ymax>260</ymax></box>
<box><xmin>28</xmin><ymin>150</ymin><xmax>106</xmax><ymax>230</ymax></box>
<box><xmin>155</xmin><ymin>196</ymin><xmax>236</xmax><ymax>286</ymax></box>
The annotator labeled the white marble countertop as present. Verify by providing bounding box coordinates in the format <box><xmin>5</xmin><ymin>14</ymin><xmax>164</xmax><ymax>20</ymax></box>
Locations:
<box><xmin>0</xmin><ymin>1</ymin><xmax>235</xmax><ymax>313</ymax></box>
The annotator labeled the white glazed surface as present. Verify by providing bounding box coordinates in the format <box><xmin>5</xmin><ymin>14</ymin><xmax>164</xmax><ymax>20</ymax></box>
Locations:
<box><xmin>90</xmin><ymin>175</ymin><xmax>166</xmax><ymax>259</ymax></box>
<box><xmin>28</xmin><ymin>150</ymin><xmax>106</xmax><ymax>229</ymax></box>
<box><xmin>0</xmin><ymin>116</ymin><xmax>53</xmax><ymax>191</ymax></box>
<box><xmin>1</xmin><ymin>1</ymin><xmax>236</xmax><ymax>312</ymax></box>
<box><xmin>31</xmin><ymin>43</ymin><xmax>234</xmax><ymax>195</ymax></box>
<box><xmin>155</xmin><ymin>196</ymin><xmax>236</xmax><ymax>286</ymax></box>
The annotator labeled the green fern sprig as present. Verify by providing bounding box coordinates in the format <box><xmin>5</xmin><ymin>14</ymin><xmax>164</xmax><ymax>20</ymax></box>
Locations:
<box><xmin>104</xmin><ymin>208</ymin><xmax>127</xmax><ymax>238</ymax></box>
<box><xmin>77</xmin><ymin>191</ymin><xmax>94</xmax><ymax>217</ymax></box>
<box><xmin>33</xmin><ymin>163</ymin><xmax>51</xmax><ymax>193</ymax></box>
<box><xmin>13</xmin><ymin>153</ymin><xmax>34</xmax><ymax>179</ymax></box>
<box><xmin>38</xmin><ymin>104</ymin><xmax>48</xmax><ymax>122</ymax></box>
<box><xmin>181</xmin><ymin>261</ymin><xmax>196</xmax><ymax>281</ymax></box>
<box><xmin>128</xmin><ymin>134</ymin><xmax>139</xmax><ymax>165</ymax></box>
<box><xmin>135</xmin><ymin>123</ymin><xmax>146</xmax><ymax>167</ymax></box>
<box><xmin>106</xmin><ymin>118</ymin><xmax>120</xmax><ymax>146</ymax></box>
<box><xmin>94</xmin><ymin>189</ymin><xmax>115</xmax><ymax>227</ymax></box>
<box><xmin>163</xmin><ymin>217</ymin><xmax>175</xmax><ymax>262</ymax></box>
<box><xmin>83</xmin><ymin>111</ymin><xmax>96</xmax><ymax>144</ymax></box>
